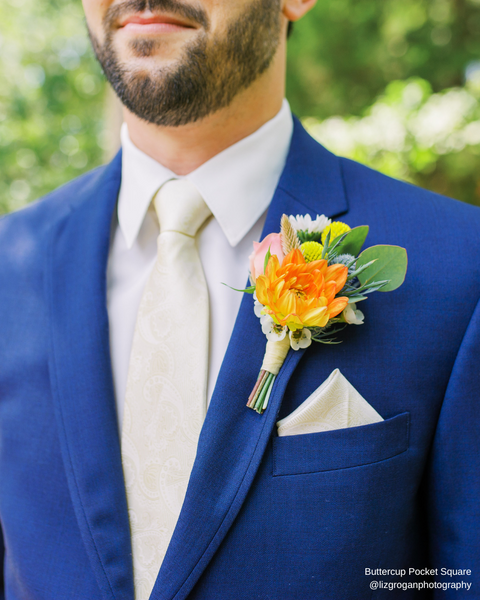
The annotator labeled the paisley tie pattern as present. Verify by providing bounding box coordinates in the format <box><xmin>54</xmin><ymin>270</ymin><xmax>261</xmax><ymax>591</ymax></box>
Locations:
<box><xmin>121</xmin><ymin>179</ymin><xmax>211</xmax><ymax>599</ymax></box>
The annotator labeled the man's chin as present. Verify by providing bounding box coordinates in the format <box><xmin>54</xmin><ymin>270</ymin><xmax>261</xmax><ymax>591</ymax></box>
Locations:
<box><xmin>114</xmin><ymin>32</ymin><xmax>197</xmax><ymax>62</ymax></box>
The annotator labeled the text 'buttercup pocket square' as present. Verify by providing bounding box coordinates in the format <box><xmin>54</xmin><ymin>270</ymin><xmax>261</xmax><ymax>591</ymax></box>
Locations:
<box><xmin>276</xmin><ymin>369</ymin><xmax>383</xmax><ymax>437</ymax></box>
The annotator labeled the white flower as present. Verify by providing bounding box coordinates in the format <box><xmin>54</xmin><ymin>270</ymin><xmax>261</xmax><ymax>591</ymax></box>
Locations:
<box><xmin>289</xmin><ymin>328</ymin><xmax>312</xmax><ymax>351</ymax></box>
<box><xmin>260</xmin><ymin>315</ymin><xmax>287</xmax><ymax>342</ymax></box>
<box><xmin>288</xmin><ymin>214</ymin><xmax>331</xmax><ymax>234</ymax></box>
<box><xmin>342</xmin><ymin>303</ymin><xmax>365</xmax><ymax>325</ymax></box>
<box><xmin>254</xmin><ymin>300</ymin><xmax>264</xmax><ymax>318</ymax></box>
<box><xmin>253</xmin><ymin>292</ymin><xmax>264</xmax><ymax>318</ymax></box>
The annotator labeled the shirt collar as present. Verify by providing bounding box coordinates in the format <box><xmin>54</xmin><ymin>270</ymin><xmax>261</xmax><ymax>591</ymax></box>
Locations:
<box><xmin>118</xmin><ymin>99</ymin><xmax>293</xmax><ymax>248</ymax></box>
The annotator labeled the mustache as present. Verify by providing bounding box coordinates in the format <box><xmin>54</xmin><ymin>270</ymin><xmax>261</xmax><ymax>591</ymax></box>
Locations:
<box><xmin>104</xmin><ymin>0</ymin><xmax>209</xmax><ymax>31</ymax></box>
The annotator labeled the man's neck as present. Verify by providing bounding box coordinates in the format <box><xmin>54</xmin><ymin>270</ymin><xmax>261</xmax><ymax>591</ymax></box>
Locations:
<box><xmin>123</xmin><ymin>59</ymin><xmax>285</xmax><ymax>176</ymax></box>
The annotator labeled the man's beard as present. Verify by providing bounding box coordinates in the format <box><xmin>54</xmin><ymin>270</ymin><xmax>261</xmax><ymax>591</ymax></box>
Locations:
<box><xmin>89</xmin><ymin>0</ymin><xmax>282</xmax><ymax>127</ymax></box>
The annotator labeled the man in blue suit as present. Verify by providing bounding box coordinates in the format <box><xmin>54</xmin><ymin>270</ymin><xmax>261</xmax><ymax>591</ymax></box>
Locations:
<box><xmin>0</xmin><ymin>0</ymin><xmax>479</xmax><ymax>598</ymax></box>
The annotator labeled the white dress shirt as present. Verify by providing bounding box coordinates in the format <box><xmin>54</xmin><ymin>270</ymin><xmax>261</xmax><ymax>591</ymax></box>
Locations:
<box><xmin>107</xmin><ymin>100</ymin><xmax>293</xmax><ymax>431</ymax></box>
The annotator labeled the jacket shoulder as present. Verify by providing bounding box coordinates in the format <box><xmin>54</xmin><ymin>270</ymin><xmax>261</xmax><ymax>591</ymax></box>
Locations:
<box><xmin>0</xmin><ymin>164</ymin><xmax>109</xmax><ymax>241</ymax></box>
<box><xmin>340</xmin><ymin>156</ymin><xmax>480</xmax><ymax>246</ymax></box>
<box><xmin>0</xmin><ymin>163</ymin><xmax>113</xmax><ymax>280</ymax></box>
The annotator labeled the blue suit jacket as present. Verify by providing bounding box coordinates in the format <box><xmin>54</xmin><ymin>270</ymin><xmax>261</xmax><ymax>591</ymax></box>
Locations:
<box><xmin>1</xmin><ymin>119</ymin><xmax>479</xmax><ymax>600</ymax></box>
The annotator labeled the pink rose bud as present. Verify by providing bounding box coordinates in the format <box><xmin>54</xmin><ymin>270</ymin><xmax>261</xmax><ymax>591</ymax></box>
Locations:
<box><xmin>249</xmin><ymin>233</ymin><xmax>284</xmax><ymax>284</ymax></box>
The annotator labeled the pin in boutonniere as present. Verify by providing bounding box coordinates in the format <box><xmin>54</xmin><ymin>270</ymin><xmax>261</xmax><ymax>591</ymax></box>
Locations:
<box><xmin>230</xmin><ymin>214</ymin><xmax>408</xmax><ymax>414</ymax></box>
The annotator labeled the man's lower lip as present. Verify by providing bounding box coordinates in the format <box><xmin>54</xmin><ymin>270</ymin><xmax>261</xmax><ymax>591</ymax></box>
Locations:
<box><xmin>121</xmin><ymin>22</ymin><xmax>192</xmax><ymax>34</ymax></box>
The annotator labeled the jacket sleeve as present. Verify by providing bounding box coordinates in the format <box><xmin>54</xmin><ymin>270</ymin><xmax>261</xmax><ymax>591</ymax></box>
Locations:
<box><xmin>426</xmin><ymin>296</ymin><xmax>480</xmax><ymax>597</ymax></box>
<box><xmin>1</xmin><ymin>524</ymin><xmax>4</xmax><ymax>599</ymax></box>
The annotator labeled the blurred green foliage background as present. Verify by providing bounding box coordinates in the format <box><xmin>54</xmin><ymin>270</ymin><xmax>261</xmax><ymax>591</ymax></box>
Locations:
<box><xmin>0</xmin><ymin>0</ymin><xmax>105</xmax><ymax>214</ymax></box>
<box><xmin>1</xmin><ymin>0</ymin><xmax>480</xmax><ymax>215</ymax></box>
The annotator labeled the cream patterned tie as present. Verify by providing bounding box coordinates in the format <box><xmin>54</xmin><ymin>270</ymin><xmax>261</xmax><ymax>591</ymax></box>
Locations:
<box><xmin>121</xmin><ymin>179</ymin><xmax>211</xmax><ymax>600</ymax></box>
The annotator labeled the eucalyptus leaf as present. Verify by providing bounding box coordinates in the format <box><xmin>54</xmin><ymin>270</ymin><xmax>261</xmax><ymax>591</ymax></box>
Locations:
<box><xmin>331</xmin><ymin>226</ymin><xmax>369</xmax><ymax>257</ymax></box>
<box><xmin>357</xmin><ymin>245</ymin><xmax>407</xmax><ymax>292</ymax></box>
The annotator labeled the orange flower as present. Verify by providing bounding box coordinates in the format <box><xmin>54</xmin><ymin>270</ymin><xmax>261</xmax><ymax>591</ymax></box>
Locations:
<box><xmin>255</xmin><ymin>249</ymin><xmax>349</xmax><ymax>331</ymax></box>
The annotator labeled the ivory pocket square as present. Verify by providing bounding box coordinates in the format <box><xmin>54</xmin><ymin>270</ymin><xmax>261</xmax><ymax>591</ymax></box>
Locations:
<box><xmin>276</xmin><ymin>369</ymin><xmax>383</xmax><ymax>437</ymax></box>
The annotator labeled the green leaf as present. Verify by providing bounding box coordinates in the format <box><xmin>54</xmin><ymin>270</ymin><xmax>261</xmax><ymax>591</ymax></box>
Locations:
<box><xmin>356</xmin><ymin>245</ymin><xmax>408</xmax><ymax>292</ymax></box>
<box><xmin>361</xmin><ymin>281</ymin><xmax>390</xmax><ymax>294</ymax></box>
<box><xmin>263</xmin><ymin>246</ymin><xmax>272</xmax><ymax>273</ymax></box>
<box><xmin>347</xmin><ymin>295</ymin><xmax>368</xmax><ymax>303</ymax></box>
<box><xmin>311</xmin><ymin>323</ymin><xmax>347</xmax><ymax>344</ymax></box>
<box><xmin>344</xmin><ymin>256</ymin><xmax>358</xmax><ymax>270</ymax></box>
<box><xmin>332</xmin><ymin>226</ymin><xmax>369</xmax><ymax>257</ymax></box>
<box><xmin>326</xmin><ymin>232</ymin><xmax>349</xmax><ymax>257</ymax></box>
<box><xmin>321</xmin><ymin>230</ymin><xmax>331</xmax><ymax>258</ymax></box>
<box><xmin>222</xmin><ymin>283</ymin><xmax>256</xmax><ymax>294</ymax></box>
<box><xmin>346</xmin><ymin>259</ymin><xmax>376</xmax><ymax>280</ymax></box>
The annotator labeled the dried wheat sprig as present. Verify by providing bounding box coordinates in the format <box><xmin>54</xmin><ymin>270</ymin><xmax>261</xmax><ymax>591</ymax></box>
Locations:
<box><xmin>280</xmin><ymin>214</ymin><xmax>301</xmax><ymax>255</ymax></box>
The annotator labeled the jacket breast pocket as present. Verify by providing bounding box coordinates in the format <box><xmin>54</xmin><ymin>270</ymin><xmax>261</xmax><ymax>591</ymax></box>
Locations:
<box><xmin>272</xmin><ymin>412</ymin><xmax>410</xmax><ymax>476</ymax></box>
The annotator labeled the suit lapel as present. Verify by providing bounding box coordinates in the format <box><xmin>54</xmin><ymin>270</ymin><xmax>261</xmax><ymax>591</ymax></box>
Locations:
<box><xmin>46</xmin><ymin>153</ymin><xmax>134</xmax><ymax>600</ymax></box>
<box><xmin>150</xmin><ymin>118</ymin><xmax>349</xmax><ymax>600</ymax></box>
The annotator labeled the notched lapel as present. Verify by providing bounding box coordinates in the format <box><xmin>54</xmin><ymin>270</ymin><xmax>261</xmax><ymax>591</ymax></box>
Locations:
<box><xmin>46</xmin><ymin>153</ymin><xmax>134</xmax><ymax>600</ymax></box>
<box><xmin>150</xmin><ymin>120</ymin><xmax>350</xmax><ymax>600</ymax></box>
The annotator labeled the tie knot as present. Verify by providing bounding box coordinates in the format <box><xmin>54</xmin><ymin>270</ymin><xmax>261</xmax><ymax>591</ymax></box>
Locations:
<box><xmin>153</xmin><ymin>179</ymin><xmax>211</xmax><ymax>237</ymax></box>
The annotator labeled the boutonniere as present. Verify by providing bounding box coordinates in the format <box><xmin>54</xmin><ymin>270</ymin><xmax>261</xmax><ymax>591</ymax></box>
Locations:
<box><xmin>233</xmin><ymin>214</ymin><xmax>408</xmax><ymax>414</ymax></box>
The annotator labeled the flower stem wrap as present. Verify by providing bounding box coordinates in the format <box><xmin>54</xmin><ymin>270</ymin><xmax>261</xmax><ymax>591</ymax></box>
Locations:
<box><xmin>247</xmin><ymin>336</ymin><xmax>291</xmax><ymax>413</ymax></box>
<box><xmin>260</xmin><ymin>336</ymin><xmax>291</xmax><ymax>375</ymax></box>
